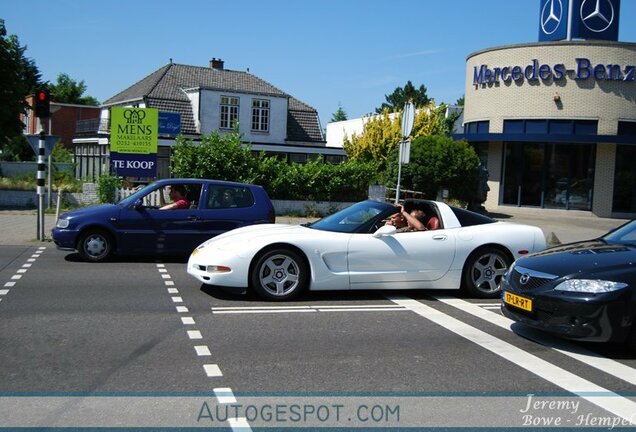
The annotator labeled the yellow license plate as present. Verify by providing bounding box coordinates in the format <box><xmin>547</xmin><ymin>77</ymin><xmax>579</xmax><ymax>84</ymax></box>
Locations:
<box><xmin>504</xmin><ymin>291</ymin><xmax>533</xmax><ymax>312</ymax></box>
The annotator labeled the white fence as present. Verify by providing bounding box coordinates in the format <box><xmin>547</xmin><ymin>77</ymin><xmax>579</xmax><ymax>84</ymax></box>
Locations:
<box><xmin>116</xmin><ymin>187</ymin><xmax>162</xmax><ymax>206</ymax></box>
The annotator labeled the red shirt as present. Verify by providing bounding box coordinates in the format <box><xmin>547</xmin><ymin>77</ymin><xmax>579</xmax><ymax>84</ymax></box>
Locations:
<box><xmin>174</xmin><ymin>198</ymin><xmax>190</xmax><ymax>209</ymax></box>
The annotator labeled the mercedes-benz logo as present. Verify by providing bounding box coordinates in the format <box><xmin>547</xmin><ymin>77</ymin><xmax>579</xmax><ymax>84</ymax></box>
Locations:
<box><xmin>541</xmin><ymin>0</ymin><xmax>563</xmax><ymax>35</ymax></box>
<box><xmin>519</xmin><ymin>274</ymin><xmax>531</xmax><ymax>285</ymax></box>
<box><xmin>580</xmin><ymin>0</ymin><xmax>614</xmax><ymax>33</ymax></box>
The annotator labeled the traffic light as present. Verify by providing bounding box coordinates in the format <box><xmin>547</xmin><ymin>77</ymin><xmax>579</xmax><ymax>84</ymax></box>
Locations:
<box><xmin>34</xmin><ymin>89</ymin><xmax>50</xmax><ymax>118</ymax></box>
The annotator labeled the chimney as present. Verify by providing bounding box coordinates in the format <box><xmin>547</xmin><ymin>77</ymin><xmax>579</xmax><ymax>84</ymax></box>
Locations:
<box><xmin>210</xmin><ymin>58</ymin><xmax>224</xmax><ymax>70</ymax></box>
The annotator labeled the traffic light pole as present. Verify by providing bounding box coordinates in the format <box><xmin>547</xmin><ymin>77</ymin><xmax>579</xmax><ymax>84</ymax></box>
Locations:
<box><xmin>37</xmin><ymin>122</ymin><xmax>46</xmax><ymax>241</ymax></box>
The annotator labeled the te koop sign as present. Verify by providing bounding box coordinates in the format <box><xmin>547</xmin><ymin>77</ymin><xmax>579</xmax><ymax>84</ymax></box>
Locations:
<box><xmin>110</xmin><ymin>107</ymin><xmax>159</xmax><ymax>177</ymax></box>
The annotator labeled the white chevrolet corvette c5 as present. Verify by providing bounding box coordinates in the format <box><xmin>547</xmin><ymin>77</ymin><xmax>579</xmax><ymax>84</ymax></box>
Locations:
<box><xmin>187</xmin><ymin>199</ymin><xmax>546</xmax><ymax>301</ymax></box>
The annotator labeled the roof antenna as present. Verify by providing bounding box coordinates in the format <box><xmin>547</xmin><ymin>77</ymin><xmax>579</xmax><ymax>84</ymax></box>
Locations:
<box><xmin>169</xmin><ymin>58</ymin><xmax>173</xmax><ymax>64</ymax></box>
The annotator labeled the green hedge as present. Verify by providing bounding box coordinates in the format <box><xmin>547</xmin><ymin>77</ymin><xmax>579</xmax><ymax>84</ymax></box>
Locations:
<box><xmin>170</xmin><ymin>132</ymin><xmax>378</xmax><ymax>201</ymax></box>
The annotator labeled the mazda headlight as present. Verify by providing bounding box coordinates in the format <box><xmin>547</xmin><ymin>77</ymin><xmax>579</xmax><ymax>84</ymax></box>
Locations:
<box><xmin>554</xmin><ymin>279</ymin><xmax>628</xmax><ymax>293</ymax></box>
<box><xmin>56</xmin><ymin>219</ymin><xmax>70</xmax><ymax>229</ymax></box>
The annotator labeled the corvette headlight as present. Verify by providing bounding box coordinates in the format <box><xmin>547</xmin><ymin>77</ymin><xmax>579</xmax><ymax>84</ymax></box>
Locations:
<box><xmin>56</xmin><ymin>219</ymin><xmax>70</xmax><ymax>229</ymax></box>
<box><xmin>554</xmin><ymin>279</ymin><xmax>628</xmax><ymax>293</ymax></box>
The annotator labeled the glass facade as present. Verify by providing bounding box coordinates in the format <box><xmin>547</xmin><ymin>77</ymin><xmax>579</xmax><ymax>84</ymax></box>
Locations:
<box><xmin>503</xmin><ymin>142</ymin><xmax>595</xmax><ymax>210</ymax></box>
<box><xmin>613</xmin><ymin>145</ymin><xmax>636</xmax><ymax>213</ymax></box>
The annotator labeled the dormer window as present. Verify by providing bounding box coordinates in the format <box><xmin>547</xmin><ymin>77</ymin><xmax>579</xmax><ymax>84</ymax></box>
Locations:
<box><xmin>251</xmin><ymin>99</ymin><xmax>270</xmax><ymax>133</ymax></box>
<box><xmin>220</xmin><ymin>96</ymin><xmax>239</xmax><ymax>129</ymax></box>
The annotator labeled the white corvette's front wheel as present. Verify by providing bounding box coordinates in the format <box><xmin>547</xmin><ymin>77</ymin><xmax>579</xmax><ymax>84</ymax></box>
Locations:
<box><xmin>250</xmin><ymin>248</ymin><xmax>308</xmax><ymax>301</ymax></box>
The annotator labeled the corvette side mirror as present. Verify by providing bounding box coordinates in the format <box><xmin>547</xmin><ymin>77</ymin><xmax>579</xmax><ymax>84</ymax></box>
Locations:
<box><xmin>373</xmin><ymin>225</ymin><xmax>397</xmax><ymax>238</ymax></box>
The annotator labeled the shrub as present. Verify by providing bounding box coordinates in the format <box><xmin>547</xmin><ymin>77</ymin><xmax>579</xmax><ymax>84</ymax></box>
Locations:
<box><xmin>96</xmin><ymin>174</ymin><xmax>122</xmax><ymax>203</ymax></box>
<box><xmin>384</xmin><ymin>135</ymin><xmax>480</xmax><ymax>202</ymax></box>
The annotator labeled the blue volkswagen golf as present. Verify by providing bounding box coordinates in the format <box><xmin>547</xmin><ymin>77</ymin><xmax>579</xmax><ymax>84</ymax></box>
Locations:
<box><xmin>52</xmin><ymin>178</ymin><xmax>275</xmax><ymax>262</ymax></box>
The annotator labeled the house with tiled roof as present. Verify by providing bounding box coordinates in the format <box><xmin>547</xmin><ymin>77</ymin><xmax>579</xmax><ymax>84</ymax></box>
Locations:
<box><xmin>73</xmin><ymin>58</ymin><xmax>344</xmax><ymax>180</ymax></box>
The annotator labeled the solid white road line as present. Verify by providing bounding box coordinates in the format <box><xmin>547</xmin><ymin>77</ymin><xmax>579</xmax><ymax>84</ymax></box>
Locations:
<box><xmin>214</xmin><ymin>309</ymin><xmax>316</xmax><ymax>315</ymax></box>
<box><xmin>212</xmin><ymin>306</ymin><xmax>313</xmax><ymax>311</ymax></box>
<box><xmin>388</xmin><ymin>295</ymin><xmax>636</xmax><ymax>425</ymax></box>
<box><xmin>435</xmin><ymin>296</ymin><xmax>636</xmax><ymax>387</ymax></box>
<box><xmin>319</xmin><ymin>307</ymin><xmax>407</xmax><ymax>312</ymax></box>
<box><xmin>211</xmin><ymin>304</ymin><xmax>409</xmax><ymax>314</ymax></box>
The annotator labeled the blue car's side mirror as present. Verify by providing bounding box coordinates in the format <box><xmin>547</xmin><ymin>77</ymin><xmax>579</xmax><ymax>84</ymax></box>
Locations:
<box><xmin>133</xmin><ymin>198</ymin><xmax>144</xmax><ymax>210</ymax></box>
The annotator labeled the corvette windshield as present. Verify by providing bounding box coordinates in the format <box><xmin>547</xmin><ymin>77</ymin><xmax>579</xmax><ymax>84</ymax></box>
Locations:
<box><xmin>308</xmin><ymin>201</ymin><xmax>392</xmax><ymax>233</ymax></box>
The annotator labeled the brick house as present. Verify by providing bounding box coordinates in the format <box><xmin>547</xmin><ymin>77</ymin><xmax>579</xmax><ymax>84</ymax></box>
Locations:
<box><xmin>22</xmin><ymin>96</ymin><xmax>100</xmax><ymax>148</ymax></box>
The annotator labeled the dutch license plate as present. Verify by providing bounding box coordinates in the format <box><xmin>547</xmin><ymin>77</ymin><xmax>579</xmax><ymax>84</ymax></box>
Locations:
<box><xmin>504</xmin><ymin>291</ymin><xmax>533</xmax><ymax>312</ymax></box>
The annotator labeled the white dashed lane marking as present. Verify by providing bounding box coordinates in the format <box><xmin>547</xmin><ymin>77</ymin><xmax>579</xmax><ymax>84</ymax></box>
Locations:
<box><xmin>0</xmin><ymin>247</ymin><xmax>46</xmax><ymax>304</ymax></box>
<box><xmin>154</xmin><ymin>263</ymin><xmax>243</xmax><ymax>428</ymax></box>
<box><xmin>195</xmin><ymin>346</ymin><xmax>211</xmax><ymax>356</ymax></box>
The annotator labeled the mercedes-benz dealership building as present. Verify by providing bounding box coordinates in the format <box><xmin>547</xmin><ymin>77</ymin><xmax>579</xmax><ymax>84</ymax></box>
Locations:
<box><xmin>457</xmin><ymin>0</ymin><xmax>635</xmax><ymax>218</ymax></box>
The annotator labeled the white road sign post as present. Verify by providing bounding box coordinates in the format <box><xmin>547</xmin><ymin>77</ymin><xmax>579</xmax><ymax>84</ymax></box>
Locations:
<box><xmin>396</xmin><ymin>101</ymin><xmax>415</xmax><ymax>203</ymax></box>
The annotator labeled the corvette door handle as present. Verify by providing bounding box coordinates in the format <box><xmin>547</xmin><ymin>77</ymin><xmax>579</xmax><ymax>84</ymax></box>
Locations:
<box><xmin>432</xmin><ymin>235</ymin><xmax>447</xmax><ymax>241</ymax></box>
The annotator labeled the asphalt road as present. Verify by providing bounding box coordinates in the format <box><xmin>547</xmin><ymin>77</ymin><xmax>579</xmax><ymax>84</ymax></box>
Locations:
<box><xmin>1</xmin><ymin>245</ymin><xmax>635</xmax><ymax>429</ymax></box>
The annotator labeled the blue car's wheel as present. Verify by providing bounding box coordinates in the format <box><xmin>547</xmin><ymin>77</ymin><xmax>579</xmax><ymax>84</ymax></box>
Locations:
<box><xmin>250</xmin><ymin>248</ymin><xmax>308</xmax><ymax>301</ymax></box>
<box><xmin>78</xmin><ymin>230</ymin><xmax>113</xmax><ymax>262</ymax></box>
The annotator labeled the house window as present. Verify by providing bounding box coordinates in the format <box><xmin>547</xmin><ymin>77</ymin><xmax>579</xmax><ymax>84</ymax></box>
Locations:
<box><xmin>220</xmin><ymin>96</ymin><xmax>239</xmax><ymax>129</ymax></box>
<box><xmin>251</xmin><ymin>99</ymin><xmax>270</xmax><ymax>132</ymax></box>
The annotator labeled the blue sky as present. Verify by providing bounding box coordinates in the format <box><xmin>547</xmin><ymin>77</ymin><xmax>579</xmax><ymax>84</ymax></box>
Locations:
<box><xmin>3</xmin><ymin>0</ymin><xmax>636</xmax><ymax>126</ymax></box>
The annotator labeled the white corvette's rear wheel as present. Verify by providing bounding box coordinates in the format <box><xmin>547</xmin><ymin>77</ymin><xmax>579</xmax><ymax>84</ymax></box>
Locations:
<box><xmin>462</xmin><ymin>247</ymin><xmax>511</xmax><ymax>298</ymax></box>
<box><xmin>250</xmin><ymin>248</ymin><xmax>308</xmax><ymax>301</ymax></box>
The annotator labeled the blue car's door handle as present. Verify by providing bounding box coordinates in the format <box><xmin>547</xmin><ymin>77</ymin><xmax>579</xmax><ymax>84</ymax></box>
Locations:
<box><xmin>187</xmin><ymin>215</ymin><xmax>201</xmax><ymax>221</ymax></box>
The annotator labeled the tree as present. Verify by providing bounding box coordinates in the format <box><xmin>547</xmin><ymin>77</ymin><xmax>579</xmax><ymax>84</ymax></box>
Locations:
<box><xmin>342</xmin><ymin>109</ymin><xmax>401</xmax><ymax>167</ymax></box>
<box><xmin>170</xmin><ymin>130</ymin><xmax>259</xmax><ymax>183</ymax></box>
<box><xmin>343</xmin><ymin>102</ymin><xmax>448</xmax><ymax>170</ymax></box>
<box><xmin>0</xmin><ymin>20</ymin><xmax>41</xmax><ymax>149</ymax></box>
<box><xmin>49</xmin><ymin>73</ymin><xmax>99</xmax><ymax>106</ymax></box>
<box><xmin>0</xmin><ymin>135</ymin><xmax>33</xmax><ymax>161</ymax></box>
<box><xmin>384</xmin><ymin>135</ymin><xmax>480</xmax><ymax>202</ymax></box>
<box><xmin>330</xmin><ymin>105</ymin><xmax>348</xmax><ymax>122</ymax></box>
<box><xmin>375</xmin><ymin>81</ymin><xmax>430</xmax><ymax>113</ymax></box>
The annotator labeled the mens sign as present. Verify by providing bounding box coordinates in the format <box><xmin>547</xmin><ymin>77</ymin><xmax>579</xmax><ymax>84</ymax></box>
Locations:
<box><xmin>110</xmin><ymin>107</ymin><xmax>159</xmax><ymax>177</ymax></box>
<box><xmin>539</xmin><ymin>0</ymin><xmax>621</xmax><ymax>42</ymax></box>
<box><xmin>110</xmin><ymin>107</ymin><xmax>158</xmax><ymax>154</ymax></box>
